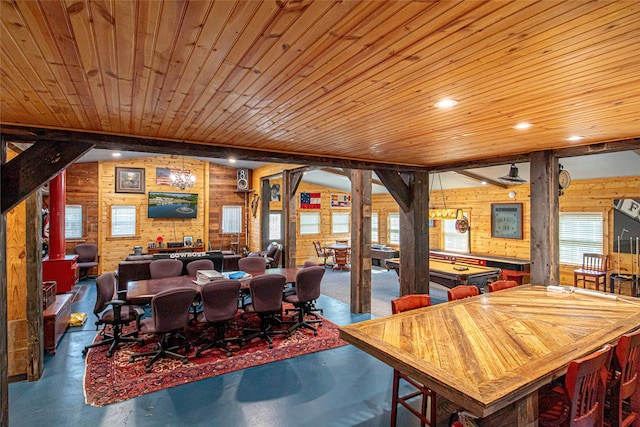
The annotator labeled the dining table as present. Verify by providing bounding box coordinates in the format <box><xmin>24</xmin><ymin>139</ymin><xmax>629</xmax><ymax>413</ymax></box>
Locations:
<box><xmin>338</xmin><ymin>285</ymin><xmax>640</xmax><ymax>426</ymax></box>
<box><xmin>126</xmin><ymin>267</ymin><xmax>302</xmax><ymax>304</ymax></box>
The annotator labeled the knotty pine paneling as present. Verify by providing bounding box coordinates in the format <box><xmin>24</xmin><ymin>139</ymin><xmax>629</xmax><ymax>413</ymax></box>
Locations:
<box><xmin>6</xmin><ymin>148</ymin><xmax>27</xmax><ymax>376</ymax></box>
<box><xmin>62</xmin><ymin>162</ymin><xmax>99</xmax><ymax>253</ymax></box>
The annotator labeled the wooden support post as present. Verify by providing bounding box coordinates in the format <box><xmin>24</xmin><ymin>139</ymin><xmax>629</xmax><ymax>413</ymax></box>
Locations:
<box><xmin>26</xmin><ymin>190</ymin><xmax>43</xmax><ymax>381</ymax></box>
<box><xmin>1</xmin><ymin>136</ymin><xmax>9</xmax><ymax>426</ymax></box>
<box><xmin>530</xmin><ymin>151</ymin><xmax>560</xmax><ymax>286</ymax></box>
<box><xmin>282</xmin><ymin>170</ymin><xmax>302</xmax><ymax>268</ymax></box>
<box><xmin>399</xmin><ymin>171</ymin><xmax>430</xmax><ymax>295</ymax></box>
<box><xmin>350</xmin><ymin>169</ymin><xmax>372</xmax><ymax>313</ymax></box>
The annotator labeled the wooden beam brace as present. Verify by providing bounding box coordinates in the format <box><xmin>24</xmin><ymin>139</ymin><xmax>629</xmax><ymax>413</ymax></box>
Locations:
<box><xmin>375</xmin><ymin>169</ymin><xmax>412</xmax><ymax>213</ymax></box>
<box><xmin>1</xmin><ymin>140</ymin><xmax>93</xmax><ymax>214</ymax></box>
<box><xmin>289</xmin><ymin>170</ymin><xmax>304</xmax><ymax>196</ymax></box>
<box><xmin>456</xmin><ymin>170</ymin><xmax>508</xmax><ymax>189</ymax></box>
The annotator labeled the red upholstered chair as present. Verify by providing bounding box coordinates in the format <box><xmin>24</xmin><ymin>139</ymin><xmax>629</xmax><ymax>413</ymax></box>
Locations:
<box><xmin>149</xmin><ymin>259</ymin><xmax>183</xmax><ymax>279</ymax></box>
<box><xmin>487</xmin><ymin>280</ymin><xmax>518</xmax><ymax>293</ymax></box>
<box><xmin>538</xmin><ymin>344</ymin><xmax>613</xmax><ymax>427</ymax></box>
<box><xmin>390</xmin><ymin>294</ymin><xmax>436</xmax><ymax>427</ymax></box>
<box><xmin>606</xmin><ymin>328</ymin><xmax>640</xmax><ymax>427</ymax></box>
<box><xmin>574</xmin><ymin>253</ymin><xmax>608</xmax><ymax>292</ymax></box>
<box><xmin>447</xmin><ymin>285</ymin><xmax>480</xmax><ymax>301</ymax></box>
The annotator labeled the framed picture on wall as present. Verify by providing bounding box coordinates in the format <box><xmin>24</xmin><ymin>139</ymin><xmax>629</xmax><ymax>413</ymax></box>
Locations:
<box><xmin>491</xmin><ymin>203</ymin><xmax>523</xmax><ymax>239</ymax></box>
<box><xmin>115</xmin><ymin>167</ymin><xmax>145</xmax><ymax>193</ymax></box>
<box><xmin>183</xmin><ymin>236</ymin><xmax>193</xmax><ymax>247</ymax></box>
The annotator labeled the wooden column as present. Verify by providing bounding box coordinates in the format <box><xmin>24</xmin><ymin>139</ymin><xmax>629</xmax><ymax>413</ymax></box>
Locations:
<box><xmin>26</xmin><ymin>190</ymin><xmax>43</xmax><ymax>381</ymax></box>
<box><xmin>1</xmin><ymin>136</ymin><xmax>8</xmax><ymax>426</ymax></box>
<box><xmin>260</xmin><ymin>179</ymin><xmax>270</xmax><ymax>250</ymax></box>
<box><xmin>376</xmin><ymin>169</ymin><xmax>431</xmax><ymax>296</ymax></box>
<box><xmin>399</xmin><ymin>171</ymin><xmax>430</xmax><ymax>295</ymax></box>
<box><xmin>530</xmin><ymin>151</ymin><xmax>560</xmax><ymax>285</ymax></box>
<box><xmin>48</xmin><ymin>171</ymin><xmax>66</xmax><ymax>260</ymax></box>
<box><xmin>282</xmin><ymin>170</ymin><xmax>303</xmax><ymax>267</ymax></box>
<box><xmin>350</xmin><ymin>169</ymin><xmax>372</xmax><ymax>313</ymax></box>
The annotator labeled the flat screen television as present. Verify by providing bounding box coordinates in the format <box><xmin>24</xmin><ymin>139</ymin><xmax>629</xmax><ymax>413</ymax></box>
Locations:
<box><xmin>148</xmin><ymin>192</ymin><xmax>198</xmax><ymax>219</ymax></box>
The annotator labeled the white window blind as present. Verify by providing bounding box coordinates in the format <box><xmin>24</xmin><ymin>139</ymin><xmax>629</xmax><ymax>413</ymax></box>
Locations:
<box><xmin>388</xmin><ymin>213</ymin><xmax>400</xmax><ymax>244</ymax></box>
<box><xmin>560</xmin><ymin>212</ymin><xmax>604</xmax><ymax>265</ymax></box>
<box><xmin>443</xmin><ymin>219</ymin><xmax>469</xmax><ymax>253</ymax></box>
<box><xmin>111</xmin><ymin>205</ymin><xmax>136</xmax><ymax>237</ymax></box>
<box><xmin>65</xmin><ymin>205</ymin><xmax>83</xmax><ymax>239</ymax></box>
<box><xmin>332</xmin><ymin>212</ymin><xmax>350</xmax><ymax>234</ymax></box>
<box><xmin>300</xmin><ymin>212</ymin><xmax>320</xmax><ymax>235</ymax></box>
<box><xmin>222</xmin><ymin>206</ymin><xmax>242</xmax><ymax>234</ymax></box>
<box><xmin>371</xmin><ymin>212</ymin><xmax>379</xmax><ymax>243</ymax></box>
<box><xmin>269</xmin><ymin>213</ymin><xmax>282</xmax><ymax>240</ymax></box>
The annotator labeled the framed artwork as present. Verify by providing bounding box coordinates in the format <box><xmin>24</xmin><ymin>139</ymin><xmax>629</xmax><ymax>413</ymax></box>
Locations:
<box><xmin>115</xmin><ymin>167</ymin><xmax>145</xmax><ymax>193</ymax></box>
<box><xmin>491</xmin><ymin>203</ymin><xmax>523</xmax><ymax>239</ymax></box>
<box><xmin>270</xmin><ymin>184</ymin><xmax>281</xmax><ymax>201</ymax></box>
<box><xmin>330</xmin><ymin>193</ymin><xmax>351</xmax><ymax>208</ymax></box>
<box><xmin>183</xmin><ymin>236</ymin><xmax>193</xmax><ymax>247</ymax></box>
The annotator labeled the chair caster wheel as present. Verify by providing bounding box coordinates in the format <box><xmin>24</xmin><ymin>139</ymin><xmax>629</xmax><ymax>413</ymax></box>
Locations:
<box><xmin>107</xmin><ymin>352</ymin><xmax>113</xmax><ymax>358</ymax></box>
<box><xmin>313</xmin><ymin>331</ymin><xmax>318</xmax><ymax>336</ymax></box>
<box><xmin>269</xmin><ymin>343</ymin><xmax>273</xmax><ymax>349</ymax></box>
<box><xmin>182</xmin><ymin>359</ymin><xmax>188</xmax><ymax>365</ymax></box>
<box><xmin>226</xmin><ymin>351</ymin><xmax>232</xmax><ymax>357</ymax></box>
<box><xmin>82</xmin><ymin>349</ymin><xmax>87</xmax><ymax>356</ymax></box>
<box><xmin>129</xmin><ymin>356</ymin><xmax>134</xmax><ymax>362</ymax></box>
<box><xmin>145</xmin><ymin>367</ymin><xmax>152</xmax><ymax>373</ymax></box>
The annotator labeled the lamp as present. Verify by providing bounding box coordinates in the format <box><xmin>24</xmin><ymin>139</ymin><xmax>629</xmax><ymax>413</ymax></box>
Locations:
<box><xmin>428</xmin><ymin>174</ymin><xmax>464</xmax><ymax>220</ymax></box>
<box><xmin>170</xmin><ymin>158</ymin><xmax>196</xmax><ymax>190</ymax></box>
<box><xmin>498</xmin><ymin>164</ymin><xmax>526</xmax><ymax>184</ymax></box>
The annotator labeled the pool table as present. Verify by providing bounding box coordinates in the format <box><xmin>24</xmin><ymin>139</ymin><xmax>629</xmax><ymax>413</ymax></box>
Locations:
<box><xmin>385</xmin><ymin>258</ymin><xmax>501</xmax><ymax>290</ymax></box>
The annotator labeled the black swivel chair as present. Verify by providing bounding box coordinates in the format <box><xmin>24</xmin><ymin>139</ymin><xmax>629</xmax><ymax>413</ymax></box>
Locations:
<box><xmin>196</xmin><ymin>280</ymin><xmax>242</xmax><ymax>357</ymax></box>
<box><xmin>284</xmin><ymin>266</ymin><xmax>325</xmax><ymax>336</ymax></box>
<box><xmin>129</xmin><ymin>287</ymin><xmax>197</xmax><ymax>373</ymax></box>
<box><xmin>242</xmin><ymin>274</ymin><xmax>288</xmax><ymax>349</ymax></box>
<box><xmin>75</xmin><ymin>243</ymin><xmax>100</xmax><ymax>279</ymax></box>
<box><xmin>82</xmin><ymin>272</ymin><xmax>144</xmax><ymax>357</ymax></box>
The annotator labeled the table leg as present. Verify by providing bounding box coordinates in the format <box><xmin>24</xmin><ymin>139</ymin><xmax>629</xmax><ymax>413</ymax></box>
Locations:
<box><xmin>513</xmin><ymin>392</ymin><xmax>537</xmax><ymax>427</ymax></box>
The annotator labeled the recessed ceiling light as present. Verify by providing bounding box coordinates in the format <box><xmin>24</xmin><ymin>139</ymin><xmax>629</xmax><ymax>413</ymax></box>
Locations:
<box><xmin>514</xmin><ymin>122</ymin><xmax>532</xmax><ymax>130</ymax></box>
<box><xmin>481</xmin><ymin>181</ymin><xmax>487</xmax><ymax>186</ymax></box>
<box><xmin>229</xmin><ymin>158</ymin><xmax>236</xmax><ymax>163</ymax></box>
<box><xmin>566</xmin><ymin>135</ymin><xmax>585</xmax><ymax>142</ymax></box>
<box><xmin>434</xmin><ymin>98</ymin><xmax>458</xmax><ymax>108</ymax></box>
<box><xmin>111</xmin><ymin>152</ymin><xmax>121</xmax><ymax>157</ymax></box>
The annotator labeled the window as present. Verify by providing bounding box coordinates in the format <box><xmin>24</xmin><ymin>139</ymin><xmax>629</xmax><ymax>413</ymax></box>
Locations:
<box><xmin>332</xmin><ymin>212</ymin><xmax>350</xmax><ymax>234</ymax></box>
<box><xmin>560</xmin><ymin>212</ymin><xmax>604</xmax><ymax>265</ymax></box>
<box><xmin>222</xmin><ymin>206</ymin><xmax>242</xmax><ymax>234</ymax></box>
<box><xmin>65</xmin><ymin>205</ymin><xmax>83</xmax><ymax>239</ymax></box>
<box><xmin>111</xmin><ymin>205</ymin><xmax>137</xmax><ymax>237</ymax></box>
<box><xmin>269</xmin><ymin>212</ymin><xmax>282</xmax><ymax>240</ymax></box>
<box><xmin>388</xmin><ymin>213</ymin><xmax>400</xmax><ymax>244</ymax></box>
<box><xmin>443</xmin><ymin>219</ymin><xmax>469</xmax><ymax>253</ymax></box>
<box><xmin>371</xmin><ymin>212</ymin><xmax>379</xmax><ymax>243</ymax></box>
<box><xmin>300</xmin><ymin>212</ymin><xmax>320</xmax><ymax>235</ymax></box>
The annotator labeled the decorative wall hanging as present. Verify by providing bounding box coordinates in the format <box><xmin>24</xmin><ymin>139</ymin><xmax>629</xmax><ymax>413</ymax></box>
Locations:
<box><xmin>491</xmin><ymin>203</ymin><xmax>523</xmax><ymax>239</ymax></box>
<box><xmin>115</xmin><ymin>167</ymin><xmax>145</xmax><ymax>193</ymax></box>
<box><xmin>300</xmin><ymin>192</ymin><xmax>321</xmax><ymax>209</ymax></box>
<box><xmin>330</xmin><ymin>193</ymin><xmax>351</xmax><ymax>208</ymax></box>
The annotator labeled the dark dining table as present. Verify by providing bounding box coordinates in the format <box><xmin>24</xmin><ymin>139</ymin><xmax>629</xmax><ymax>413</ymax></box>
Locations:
<box><xmin>126</xmin><ymin>267</ymin><xmax>302</xmax><ymax>304</ymax></box>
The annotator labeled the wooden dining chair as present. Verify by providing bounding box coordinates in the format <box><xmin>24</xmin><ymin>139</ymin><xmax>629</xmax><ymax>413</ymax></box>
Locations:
<box><xmin>538</xmin><ymin>344</ymin><xmax>613</xmax><ymax>427</ymax></box>
<box><xmin>574</xmin><ymin>253</ymin><xmax>608</xmax><ymax>292</ymax></box>
<box><xmin>606</xmin><ymin>328</ymin><xmax>640</xmax><ymax>427</ymax></box>
<box><xmin>447</xmin><ymin>285</ymin><xmax>480</xmax><ymax>301</ymax></box>
<box><xmin>487</xmin><ymin>280</ymin><xmax>518</xmax><ymax>293</ymax></box>
<box><xmin>312</xmin><ymin>241</ymin><xmax>333</xmax><ymax>267</ymax></box>
<box><xmin>390</xmin><ymin>294</ymin><xmax>435</xmax><ymax>427</ymax></box>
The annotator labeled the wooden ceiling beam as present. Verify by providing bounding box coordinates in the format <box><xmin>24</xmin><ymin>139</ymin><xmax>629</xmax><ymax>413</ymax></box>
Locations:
<box><xmin>456</xmin><ymin>170</ymin><xmax>509</xmax><ymax>189</ymax></box>
<box><xmin>1</xmin><ymin>140</ymin><xmax>94</xmax><ymax>214</ymax></box>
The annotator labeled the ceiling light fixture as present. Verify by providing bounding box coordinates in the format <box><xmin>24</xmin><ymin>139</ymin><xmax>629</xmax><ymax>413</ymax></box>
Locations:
<box><xmin>434</xmin><ymin>98</ymin><xmax>458</xmax><ymax>108</ymax></box>
<box><xmin>111</xmin><ymin>152</ymin><xmax>122</xmax><ymax>157</ymax></box>
<box><xmin>229</xmin><ymin>158</ymin><xmax>236</xmax><ymax>164</ymax></box>
<box><xmin>170</xmin><ymin>158</ymin><xmax>196</xmax><ymax>190</ymax></box>
<box><xmin>498</xmin><ymin>164</ymin><xmax>527</xmax><ymax>184</ymax></box>
<box><xmin>514</xmin><ymin>122</ymin><xmax>532</xmax><ymax>130</ymax></box>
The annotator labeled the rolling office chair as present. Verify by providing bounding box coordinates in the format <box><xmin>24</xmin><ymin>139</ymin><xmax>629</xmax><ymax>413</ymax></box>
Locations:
<box><xmin>74</xmin><ymin>243</ymin><xmax>100</xmax><ymax>279</ymax></box>
<box><xmin>196</xmin><ymin>280</ymin><xmax>242</xmax><ymax>357</ymax></box>
<box><xmin>283</xmin><ymin>266</ymin><xmax>324</xmax><ymax>336</ymax></box>
<box><xmin>242</xmin><ymin>274</ymin><xmax>288</xmax><ymax>349</ymax></box>
<box><xmin>149</xmin><ymin>259</ymin><xmax>183</xmax><ymax>279</ymax></box>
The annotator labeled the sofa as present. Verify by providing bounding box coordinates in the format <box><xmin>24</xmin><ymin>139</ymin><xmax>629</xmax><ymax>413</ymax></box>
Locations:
<box><xmin>248</xmin><ymin>242</ymin><xmax>282</xmax><ymax>268</ymax></box>
<box><xmin>115</xmin><ymin>251</ymin><xmax>241</xmax><ymax>293</ymax></box>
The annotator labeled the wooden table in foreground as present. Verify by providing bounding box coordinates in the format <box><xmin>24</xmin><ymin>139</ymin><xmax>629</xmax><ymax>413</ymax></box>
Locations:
<box><xmin>385</xmin><ymin>258</ymin><xmax>501</xmax><ymax>289</ymax></box>
<box><xmin>339</xmin><ymin>285</ymin><xmax>640</xmax><ymax>426</ymax></box>
<box><xmin>126</xmin><ymin>267</ymin><xmax>301</xmax><ymax>304</ymax></box>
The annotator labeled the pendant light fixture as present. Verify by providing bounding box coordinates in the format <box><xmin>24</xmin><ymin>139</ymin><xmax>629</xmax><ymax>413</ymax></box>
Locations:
<box><xmin>170</xmin><ymin>157</ymin><xmax>196</xmax><ymax>190</ymax></box>
<box><xmin>498</xmin><ymin>164</ymin><xmax>526</xmax><ymax>184</ymax></box>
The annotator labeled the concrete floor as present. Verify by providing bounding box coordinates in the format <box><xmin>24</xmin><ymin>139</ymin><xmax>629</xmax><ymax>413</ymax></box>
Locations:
<box><xmin>8</xmin><ymin>269</ymin><xmax>448</xmax><ymax>427</ymax></box>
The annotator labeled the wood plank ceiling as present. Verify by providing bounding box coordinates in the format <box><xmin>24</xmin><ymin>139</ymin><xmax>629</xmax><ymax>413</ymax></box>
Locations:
<box><xmin>1</xmin><ymin>0</ymin><xmax>639</xmax><ymax>168</ymax></box>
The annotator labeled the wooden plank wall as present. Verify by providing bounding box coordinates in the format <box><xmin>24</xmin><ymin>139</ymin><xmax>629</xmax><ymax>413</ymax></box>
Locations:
<box><xmin>251</xmin><ymin>165</ymin><xmax>640</xmax><ymax>288</ymax></box>
<box><xmin>6</xmin><ymin>148</ymin><xmax>27</xmax><ymax>377</ymax></box>
<box><xmin>59</xmin><ymin>162</ymin><xmax>99</xmax><ymax>254</ymax></box>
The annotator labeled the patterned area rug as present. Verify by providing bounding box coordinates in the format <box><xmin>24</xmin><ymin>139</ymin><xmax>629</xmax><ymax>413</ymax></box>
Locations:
<box><xmin>83</xmin><ymin>308</ymin><xmax>347</xmax><ymax>406</ymax></box>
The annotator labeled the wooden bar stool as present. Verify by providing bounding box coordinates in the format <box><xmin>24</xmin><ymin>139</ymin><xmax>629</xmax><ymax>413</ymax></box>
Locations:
<box><xmin>574</xmin><ymin>253</ymin><xmax>608</xmax><ymax>292</ymax></box>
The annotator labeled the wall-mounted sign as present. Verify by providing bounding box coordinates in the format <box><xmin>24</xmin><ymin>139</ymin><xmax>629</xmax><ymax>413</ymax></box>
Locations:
<box><xmin>491</xmin><ymin>203</ymin><xmax>523</xmax><ymax>239</ymax></box>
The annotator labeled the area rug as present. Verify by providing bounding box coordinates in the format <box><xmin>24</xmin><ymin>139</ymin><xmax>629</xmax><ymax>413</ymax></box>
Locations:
<box><xmin>83</xmin><ymin>309</ymin><xmax>347</xmax><ymax>406</ymax></box>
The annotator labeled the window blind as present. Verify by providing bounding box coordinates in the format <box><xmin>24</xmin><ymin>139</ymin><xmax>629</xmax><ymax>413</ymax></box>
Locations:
<box><xmin>560</xmin><ymin>212</ymin><xmax>603</xmax><ymax>265</ymax></box>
